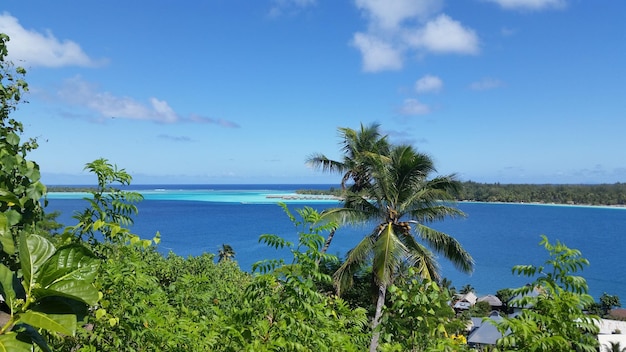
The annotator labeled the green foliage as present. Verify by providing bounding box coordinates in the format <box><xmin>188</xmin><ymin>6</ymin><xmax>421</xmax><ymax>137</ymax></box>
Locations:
<box><xmin>64</xmin><ymin>158</ymin><xmax>144</xmax><ymax>248</ymax></box>
<box><xmin>603</xmin><ymin>341</ymin><xmax>626</xmax><ymax>352</ymax></box>
<box><xmin>491</xmin><ymin>235</ymin><xmax>599</xmax><ymax>352</ymax></box>
<box><xmin>217</xmin><ymin>204</ymin><xmax>370</xmax><ymax>351</ymax></box>
<box><xmin>0</xmin><ymin>34</ymin><xmax>100</xmax><ymax>351</ymax></box>
<box><xmin>0</xmin><ymin>34</ymin><xmax>45</xmax><ymax>263</ymax></box>
<box><xmin>217</xmin><ymin>243</ymin><xmax>236</xmax><ymax>262</ymax></box>
<box><xmin>379</xmin><ymin>270</ymin><xmax>470</xmax><ymax>352</ymax></box>
<box><xmin>311</xmin><ymin>125</ymin><xmax>473</xmax><ymax>351</ymax></box>
<box><xmin>496</xmin><ymin>288</ymin><xmax>515</xmax><ymax>314</ymax></box>
<box><xmin>0</xmin><ymin>233</ymin><xmax>99</xmax><ymax>350</ymax></box>
<box><xmin>470</xmin><ymin>300</ymin><xmax>493</xmax><ymax>317</ymax></box>
<box><xmin>460</xmin><ymin>284</ymin><xmax>475</xmax><ymax>294</ymax></box>
<box><xmin>318</xmin><ymin>260</ymin><xmax>376</xmax><ymax>316</ymax></box>
<box><xmin>588</xmin><ymin>293</ymin><xmax>621</xmax><ymax>318</ymax></box>
<box><xmin>460</xmin><ymin>181</ymin><xmax>626</xmax><ymax>205</ymax></box>
<box><xmin>48</xmin><ymin>160</ymin><xmax>252</xmax><ymax>351</ymax></box>
<box><xmin>600</xmin><ymin>293</ymin><xmax>621</xmax><ymax>315</ymax></box>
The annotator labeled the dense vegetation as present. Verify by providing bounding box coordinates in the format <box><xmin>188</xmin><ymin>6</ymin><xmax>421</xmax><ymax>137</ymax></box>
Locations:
<box><xmin>459</xmin><ymin>181</ymin><xmax>626</xmax><ymax>205</ymax></box>
<box><xmin>0</xmin><ymin>34</ymin><xmax>612</xmax><ymax>351</ymax></box>
<box><xmin>298</xmin><ymin>182</ymin><xmax>626</xmax><ymax>206</ymax></box>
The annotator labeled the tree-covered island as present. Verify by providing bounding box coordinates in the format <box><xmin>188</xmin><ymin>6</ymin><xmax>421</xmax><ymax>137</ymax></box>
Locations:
<box><xmin>297</xmin><ymin>181</ymin><xmax>626</xmax><ymax>206</ymax></box>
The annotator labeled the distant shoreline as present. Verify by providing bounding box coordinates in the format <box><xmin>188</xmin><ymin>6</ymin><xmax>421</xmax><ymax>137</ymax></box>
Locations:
<box><xmin>44</xmin><ymin>186</ymin><xmax>626</xmax><ymax>210</ymax></box>
<box><xmin>459</xmin><ymin>200</ymin><xmax>626</xmax><ymax>210</ymax></box>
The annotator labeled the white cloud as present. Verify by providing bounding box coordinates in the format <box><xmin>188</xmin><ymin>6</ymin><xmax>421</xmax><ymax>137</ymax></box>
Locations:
<box><xmin>268</xmin><ymin>0</ymin><xmax>317</xmax><ymax>18</ymax></box>
<box><xmin>56</xmin><ymin>76</ymin><xmax>239</xmax><ymax>126</ymax></box>
<box><xmin>415</xmin><ymin>74</ymin><xmax>443</xmax><ymax>93</ymax></box>
<box><xmin>484</xmin><ymin>0</ymin><xmax>566</xmax><ymax>11</ymax></box>
<box><xmin>354</xmin><ymin>0</ymin><xmax>443</xmax><ymax>30</ymax></box>
<box><xmin>469</xmin><ymin>77</ymin><xmax>504</xmax><ymax>91</ymax></box>
<box><xmin>405</xmin><ymin>15</ymin><xmax>479</xmax><ymax>55</ymax></box>
<box><xmin>398</xmin><ymin>98</ymin><xmax>430</xmax><ymax>115</ymax></box>
<box><xmin>0</xmin><ymin>12</ymin><xmax>101</xmax><ymax>68</ymax></box>
<box><xmin>57</xmin><ymin>77</ymin><xmax>173</xmax><ymax>122</ymax></box>
<box><xmin>351</xmin><ymin>2</ymin><xmax>479</xmax><ymax>72</ymax></box>
<box><xmin>351</xmin><ymin>32</ymin><xmax>403</xmax><ymax>72</ymax></box>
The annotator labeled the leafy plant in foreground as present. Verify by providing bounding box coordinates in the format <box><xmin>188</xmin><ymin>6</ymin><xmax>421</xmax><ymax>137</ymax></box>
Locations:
<box><xmin>215</xmin><ymin>204</ymin><xmax>370</xmax><ymax>351</ymax></box>
<box><xmin>491</xmin><ymin>235</ymin><xmax>599</xmax><ymax>352</ymax></box>
<box><xmin>379</xmin><ymin>268</ymin><xmax>470</xmax><ymax>352</ymax></box>
<box><xmin>0</xmin><ymin>33</ymin><xmax>100</xmax><ymax>351</ymax></box>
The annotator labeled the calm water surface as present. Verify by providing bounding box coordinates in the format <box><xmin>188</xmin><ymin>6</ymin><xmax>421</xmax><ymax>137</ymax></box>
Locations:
<box><xmin>46</xmin><ymin>185</ymin><xmax>626</xmax><ymax>299</ymax></box>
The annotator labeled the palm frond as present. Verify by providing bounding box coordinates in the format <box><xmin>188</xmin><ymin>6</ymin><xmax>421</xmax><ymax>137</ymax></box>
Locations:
<box><xmin>319</xmin><ymin>207</ymin><xmax>371</xmax><ymax>226</ymax></box>
<box><xmin>414</xmin><ymin>223</ymin><xmax>474</xmax><ymax>274</ymax></box>
<box><xmin>428</xmin><ymin>174</ymin><xmax>463</xmax><ymax>195</ymax></box>
<box><xmin>396</xmin><ymin>230</ymin><xmax>441</xmax><ymax>281</ymax></box>
<box><xmin>333</xmin><ymin>234</ymin><xmax>375</xmax><ymax>295</ymax></box>
<box><xmin>305</xmin><ymin>153</ymin><xmax>345</xmax><ymax>174</ymax></box>
<box><xmin>371</xmin><ymin>223</ymin><xmax>408</xmax><ymax>287</ymax></box>
<box><xmin>343</xmin><ymin>192</ymin><xmax>379</xmax><ymax>216</ymax></box>
<box><xmin>408</xmin><ymin>203</ymin><xmax>466</xmax><ymax>223</ymax></box>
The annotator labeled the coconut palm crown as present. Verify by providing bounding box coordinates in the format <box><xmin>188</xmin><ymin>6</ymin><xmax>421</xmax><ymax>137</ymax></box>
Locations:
<box><xmin>218</xmin><ymin>243</ymin><xmax>236</xmax><ymax>262</ymax></box>
<box><xmin>331</xmin><ymin>144</ymin><xmax>473</xmax><ymax>293</ymax></box>
<box><xmin>306</xmin><ymin>122</ymin><xmax>390</xmax><ymax>192</ymax></box>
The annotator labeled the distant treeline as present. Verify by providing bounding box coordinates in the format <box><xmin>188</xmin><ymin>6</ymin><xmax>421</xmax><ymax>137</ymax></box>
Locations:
<box><xmin>296</xmin><ymin>187</ymin><xmax>344</xmax><ymax>197</ymax></box>
<box><xmin>458</xmin><ymin>182</ymin><xmax>626</xmax><ymax>206</ymax></box>
<box><xmin>298</xmin><ymin>182</ymin><xmax>626</xmax><ymax>206</ymax></box>
<box><xmin>47</xmin><ymin>186</ymin><xmax>97</xmax><ymax>192</ymax></box>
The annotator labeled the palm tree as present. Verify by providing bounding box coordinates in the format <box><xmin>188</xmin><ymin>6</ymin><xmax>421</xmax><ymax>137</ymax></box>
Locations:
<box><xmin>307</xmin><ymin>123</ymin><xmax>390</xmax><ymax>255</ymax></box>
<box><xmin>217</xmin><ymin>244</ymin><xmax>235</xmax><ymax>262</ymax></box>
<box><xmin>330</xmin><ymin>144</ymin><xmax>474</xmax><ymax>352</ymax></box>
<box><xmin>440</xmin><ymin>277</ymin><xmax>457</xmax><ymax>297</ymax></box>
<box><xmin>605</xmin><ymin>341</ymin><xmax>626</xmax><ymax>352</ymax></box>
<box><xmin>306</xmin><ymin>122</ymin><xmax>390</xmax><ymax>192</ymax></box>
<box><xmin>460</xmin><ymin>284</ymin><xmax>475</xmax><ymax>294</ymax></box>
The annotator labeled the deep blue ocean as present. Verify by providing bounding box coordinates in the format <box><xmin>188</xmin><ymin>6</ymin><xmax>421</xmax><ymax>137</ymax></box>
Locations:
<box><xmin>45</xmin><ymin>184</ymin><xmax>626</xmax><ymax>300</ymax></box>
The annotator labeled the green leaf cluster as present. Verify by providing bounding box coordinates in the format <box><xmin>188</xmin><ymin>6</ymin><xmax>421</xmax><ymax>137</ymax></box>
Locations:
<box><xmin>491</xmin><ymin>235</ymin><xmax>600</xmax><ymax>352</ymax></box>
<box><xmin>379</xmin><ymin>272</ymin><xmax>470</xmax><ymax>352</ymax></box>
<box><xmin>216</xmin><ymin>204</ymin><xmax>370</xmax><ymax>351</ymax></box>
<box><xmin>0</xmin><ymin>34</ymin><xmax>100</xmax><ymax>351</ymax></box>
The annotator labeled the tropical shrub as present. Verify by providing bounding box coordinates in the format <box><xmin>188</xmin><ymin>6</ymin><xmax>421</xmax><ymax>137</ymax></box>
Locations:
<box><xmin>491</xmin><ymin>235</ymin><xmax>599</xmax><ymax>352</ymax></box>
<box><xmin>379</xmin><ymin>269</ymin><xmax>470</xmax><ymax>352</ymax></box>
<box><xmin>0</xmin><ymin>33</ymin><xmax>100</xmax><ymax>351</ymax></box>
<box><xmin>51</xmin><ymin>161</ymin><xmax>250</xmax><ymax>351</ymax></box>
<box><xmin>213</xmin><ymin>204</ymin><xmax>370</xmax><ymax>351</ymax></box>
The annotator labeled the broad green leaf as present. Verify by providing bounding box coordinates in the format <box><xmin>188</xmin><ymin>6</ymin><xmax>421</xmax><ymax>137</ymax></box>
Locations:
<box><xmin>0</xmin><ymin>214</ymin><xmax>14</xmax><ymax>255</ymax></box>
<box><xmin>95</xmin><ymin>308</ymin><xmax>106</xmax><ymax>319</ymax></box>
<box><xmin>5</xmin><ymin>132</ymin><xmax>19</xmax><ymax>146</ymax></box>
<box><xmin>32</xmin><ymin>296</ymin><xmax>91</xmax><ymax>323</ymax></box>
<box><xmin>11</xmin><ymin>324</ymin><xmax>52</xmax><ymax>352</ymax></box>
<box><xmin>19</xmin><ymin>234</ymin><xmax>56</xmax><ymax>291</ymax></box>
<box><xmin>3</xmin><ymin>210</ymin><xmax>21</xmax><ymax>227</ymax></box>
<box><xmin>0</xmin><ymin>264</ymin><xmax>16</xmax><ymax>313</ymax></box>
<box><xmin>0</xmin><ymin>333</ymin><xmax>32</xmax><ymax>352</ymax></box>
<box><xmin>18</xmin><ymin>311</ymin><xmax>76</xmax><ymax>336</ymax></box>
<box><xmin>34</xmin><ymin>244</ymin><xmax>99</xmax><ymax>305</ymax></box>
<box><xmin>0</xmin><ymin>190</ymin><xmax>20</xmax><ymax>205</ymax></box>
<box><xmin>25</xmin><ymin>182</ymin><xmax>44</xmax><ymax>201</ymax></box>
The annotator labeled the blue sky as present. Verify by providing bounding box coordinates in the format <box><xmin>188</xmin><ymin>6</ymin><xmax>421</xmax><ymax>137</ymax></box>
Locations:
<box><xmin>1</xmin><ymin>0</ymin><xmax>624</xmax><ymax>185</ymax></box>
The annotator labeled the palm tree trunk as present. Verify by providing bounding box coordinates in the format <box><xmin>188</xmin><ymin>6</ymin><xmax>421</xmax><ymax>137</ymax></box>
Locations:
<box><xmin>316</xmin><ymin>229</ymin><xmax>336</xmax><ymax>266</ymax></box>
<box><xmin>320</xmin><ymin>229</ymin><xmax>336</xmax><ymax>255</ymax></box>
<box><xmin>369</xmin><ymin>282</ymin><xmax>387</xmax><ymax>352</ymax></box>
